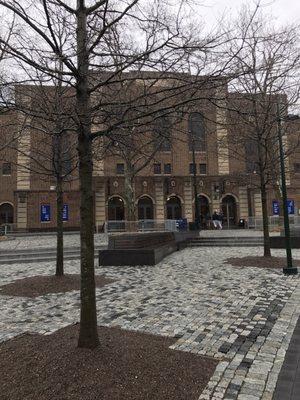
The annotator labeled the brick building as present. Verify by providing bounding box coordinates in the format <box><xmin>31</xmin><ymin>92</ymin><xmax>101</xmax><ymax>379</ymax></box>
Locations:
<box><xmin>0</xmin><ymin>78</ymin><xmax>300</xmax><ymax>231</ymax></box>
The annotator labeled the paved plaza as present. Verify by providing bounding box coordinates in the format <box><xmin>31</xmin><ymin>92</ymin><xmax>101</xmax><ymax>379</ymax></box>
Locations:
<box><xmin>0</xmin><ymin>242</ymin><xmax>299</xmax><ymax>399</ymax></box>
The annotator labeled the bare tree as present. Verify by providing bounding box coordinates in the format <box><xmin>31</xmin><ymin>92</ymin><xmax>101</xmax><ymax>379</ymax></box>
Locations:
<box><xmin>223</xmin><ymin>7</ymin><xmax>300</xmax><ymax>256</ymax></box>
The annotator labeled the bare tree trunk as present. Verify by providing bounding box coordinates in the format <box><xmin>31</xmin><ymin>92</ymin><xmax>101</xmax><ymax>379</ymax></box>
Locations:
<box><xmin>261</xmin><ymin>180</ymin><xmax>271</xmax><ymax>257</ymax></box>
<box><xmin>56</xmin><ymin>174</ymin><xmax>64</xmax><ymax>276</ymax></box>
<box><xmin>77</xmin><ymin>1</ymin><xmax>99</xmax><ymax>349</ymax></box>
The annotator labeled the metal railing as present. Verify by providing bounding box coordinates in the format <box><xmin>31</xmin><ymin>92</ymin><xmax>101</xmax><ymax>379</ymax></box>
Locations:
<box><xmin>102</xmin><ymin>219</ymin><xmax>179</xmax><ymax>234</ymax></box>
<box><xmin>247</xmin><ymin>216</ymin><xmax>300</xmax><ymax>230</ymax></box>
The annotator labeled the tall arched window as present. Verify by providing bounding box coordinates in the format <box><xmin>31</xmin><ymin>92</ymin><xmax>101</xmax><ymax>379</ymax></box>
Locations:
<box><xmin>188</xmin><ymin>112</ymin><xmax>206</xmax><ymax>151</ymax></box>
<box><xmin>154</xmin><ymin>114</ymin><xmax>172</xmax><ymax>151</ymax></box>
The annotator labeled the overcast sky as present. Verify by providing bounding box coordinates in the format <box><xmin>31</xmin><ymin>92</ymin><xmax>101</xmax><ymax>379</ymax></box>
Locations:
<box><xmin>199</xmin><ymin>0</ymin><xmax>300</xmax><ymax>26</ymax></box>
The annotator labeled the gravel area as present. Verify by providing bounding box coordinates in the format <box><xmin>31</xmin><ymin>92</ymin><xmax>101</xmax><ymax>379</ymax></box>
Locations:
<box><xmin>0</xmin><ymin>324</ymin><xmax>217</xmax><ymax>400</ymax></box>
<box><xmin>0</xmin><ymin>274</ymin><xmax>114</xmax><ymax>297</ymax></box>
<box><xmin>225</xmin><ymin>256</ymin><xmax>300</xmax><ymax>269</ymax></box>
<box><xmin>1</xmin><ymin>246</ymin><xmax>300</xmax><ymax>399</ymax></box>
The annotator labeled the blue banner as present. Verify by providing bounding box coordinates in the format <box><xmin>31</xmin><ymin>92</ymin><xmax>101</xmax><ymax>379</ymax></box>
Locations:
<box><xmin>63</xmin><ymin>204</ymin><xmax>69</xmax><ymax>221</ymax></box>
<box><xmin>287</xmin><ymin>199</ymin><xmax>295</xmax><ymax>215</ymax></box>
<box><xmin>41</xmin><ymin>204</ymin><xmax>51</xmax><ymax>222</ymax></box>
<box><xmin>272</xmin><ymin>200</ymin><xmax>280</xmax><ymax>215</ymax></box>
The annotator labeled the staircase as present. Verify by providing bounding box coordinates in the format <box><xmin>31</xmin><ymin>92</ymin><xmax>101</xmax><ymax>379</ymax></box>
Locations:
<box><xmin>187</xmin><ymin>236</ymin><xmax>264</xmax><ymax>247</ymax></box>
<box><xmin>0</xmin><ymin>245</ymin><xmax>106</xmax><ymax>265</ymax></box>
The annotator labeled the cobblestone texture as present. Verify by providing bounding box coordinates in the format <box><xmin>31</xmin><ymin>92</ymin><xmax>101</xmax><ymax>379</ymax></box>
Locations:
<box><xmin>0</xmin><ymin>245</ymin><xmax>299</xmax><ymax>400</ymax></box>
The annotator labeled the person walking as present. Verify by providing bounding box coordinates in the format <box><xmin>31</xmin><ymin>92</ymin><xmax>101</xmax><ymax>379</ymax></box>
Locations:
<box><xmin>212</xmin><ymin>210</ymin><xmax>219</xmax><ymax>229</ymax></box>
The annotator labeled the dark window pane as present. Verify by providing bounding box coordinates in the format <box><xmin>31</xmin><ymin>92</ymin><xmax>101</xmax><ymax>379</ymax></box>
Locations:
<box><xmin>2</xmin><ymin>163</ymin><xmax>11</xmax><ymax>175</ymax></box>
<box><xmin>153</xmin><ymin>163</ymin><xmax>161</xmax><ymax>174</ymax></box>
<box><xmin>189</xmin><ymin>163</ymin><xmax>196</xmax><ymax>174</ymax></box>
<box><xmin>188</xmin><ymin>113</ymin><xmax>206</xmax><ymax>151</ymax></box>
<box><xmin>199</xmin><ymin>163</ymin><xmax>207</xmax><ymax>175</ymax></box>
<box><xmin>164</xmin><ymin>163</ymin><xmax>171</xmax><ymax>174</ymax></box>
<box><xmin>154</xmin><ymin>114</ymin><xmax>172</xmax><ymax>151</ymax></box>
<box><xmin>116</xmin><ymin>163</ymin><xmax>124</xmax><ymax>174</ymax></box>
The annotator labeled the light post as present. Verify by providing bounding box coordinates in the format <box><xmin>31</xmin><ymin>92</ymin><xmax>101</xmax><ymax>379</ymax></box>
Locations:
<box><xmin>277</xmin><ymin>105</ymin><xmax>299</xmax><ymax>275</ymax></box>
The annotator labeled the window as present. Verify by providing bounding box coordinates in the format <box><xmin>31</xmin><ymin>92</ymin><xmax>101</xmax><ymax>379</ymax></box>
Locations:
<box><xmin>116</xmin><ymin>163</ymin><xmax>124</xmax><ymax>174</ymax></box>
<box><xmin>154</xmin><ymin>114</ymin><xmax>172</xmax><ymax>151</ymax></box>
<box><xmin>2</xmin><ymin>162</ymin><xmax>11</xmax><ymax>176</ymax></box>
<box><xmin>188</xmin><ymin>112</ymin><xmax>206</xmax><ymax>151</ymax></box>
<box><xmin>294</xmin><ymin>163</ymin><xmax>300</xmax><ymax>173</ymax></box>
<box><xmin>164</xmin><ymin>163</ymin><xmax>172</xmax><ymax>174</ymax></box>
<box><xmin>153</xmin><ymin>163</ymin><xmax>161</xmax><ymax>174</ymax></box>
<box><xmin>199</xmin><ymin>163</ymin><xmax>207</xmax><ymax>175</ymax></box>
<box><xmin>189</xmin><ymin>163</ymin><xmax>196</xmax><ymax>174</ymax></box>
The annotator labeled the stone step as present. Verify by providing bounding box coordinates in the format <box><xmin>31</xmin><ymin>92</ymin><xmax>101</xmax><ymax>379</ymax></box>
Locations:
<box><xmin>0</xmin><ymin>246</ymin><xmax>106</xmax><ymax>264</ymax></box>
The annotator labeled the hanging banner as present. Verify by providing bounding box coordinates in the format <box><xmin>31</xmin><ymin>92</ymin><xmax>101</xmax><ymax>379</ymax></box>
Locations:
<box><xmin>272</xmin><ymin>200</ymin><xmax>280</xmax><ymax>215</ymax></box>
<box><xmin>41</xmin><ymin>204</ymin><xmax>51</xmax><ymax>222</ymax></box>
<box><xmin>63</xmin><ymin>204</ymin><xmax>69</xmax><ymax>221</ymax></box>
<box><xmin>287</xmin><ymin>199</ymin><xmax>295</xmax><ymax>215</ymax></box>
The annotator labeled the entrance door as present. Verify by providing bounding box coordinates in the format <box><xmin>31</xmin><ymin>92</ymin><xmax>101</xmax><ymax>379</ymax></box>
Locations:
<box><xmin>0</xmin><ymin>203</ymin><xmax>14</xmax><ymax>224</ymax></box>
<box><xmin>138</xmin><ymin>197</ymin><xmax>154</xmax><ymax>220</ymax></box>
<box><xmin>166</xmin><ymin>196</ymin><xmax>182</xmax><ymax>219</ymax></box>
<box><xmin>221</xmin><ymin>195</ymin><xmax>237</xmax><ymax>228</ymax></box>
<box><xmin>198</xmin><ymin>195</ymin><xmax>210</xmax><ymax>228</ymax></box>
<box><xmin>108</xmin><ymin>197</ymin><xmax>125</xmax><ymax>220</ymax></box>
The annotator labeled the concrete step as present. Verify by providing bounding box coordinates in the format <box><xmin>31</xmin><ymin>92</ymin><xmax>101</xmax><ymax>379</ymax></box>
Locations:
<box><xmin>187</xmin><ymin>242</ymin><xmax>262</xmax><ymax>247</ymax></box>
<box><xmin>187</xmin><ymin>237</ymin><xmax>263</xmax><ymax>247</ymax></box>
<box><xmin>0</xmin><ymin>246</ymin><xmax>106</xmax><ymax>265</ymax></box>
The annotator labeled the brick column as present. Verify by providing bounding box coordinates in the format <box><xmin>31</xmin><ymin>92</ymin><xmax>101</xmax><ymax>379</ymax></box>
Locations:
<box><xmin>254</xmin><ymin>192</ymin><xmax>263</xmax><ymax>217</ymax></box>
<box><xmin>183</xmin><ymin>179</ymin><xmax>193</xmax><ymax>221</ymax></box>
<box><xmin>155</xmin><ymin>179</ymin><xmax>165</xmax><ymax>220</ymax></box>
<box><xmin>95</xmin><ymin>181</ymin><xmax>106</xmax><ymax>231</ymax></box>
<box><xmin>239</xmin><ymin>186</ymin><xmax>249</xmax><ymax>219</ymax></box>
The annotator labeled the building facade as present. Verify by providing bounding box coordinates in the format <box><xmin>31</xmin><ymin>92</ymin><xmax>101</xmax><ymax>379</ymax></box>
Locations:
<box><xmin>1</xmin><ymin>80</ymin><xmax>300</xmax><ymax>231</ymax></box>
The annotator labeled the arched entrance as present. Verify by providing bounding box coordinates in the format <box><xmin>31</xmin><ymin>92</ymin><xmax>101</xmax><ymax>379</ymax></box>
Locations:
<box><xmin>166</xmin><ymin>196</ymin><xmax>182</xmax><ymax>219</ymax></box>
<box><xmin>0</xmin><ymin>203</ymin><xmax>14</xmax><ymax>224</ymax></box>
<box><xmin>108</xmin><ymin>197</ymin><xmax>125</xmax><ymax>221</ymax></box>
<box><xmin>221</xmin><ymin>195</ymin><xmax>237</xmax><ymax>228</ymax></box>
<box><xmin>198</xmin><ymin>195</ymin><xmax>210</xmax><ymax>228</ymax></box>
<box><xmin>138</xmin><ymin>196</ymin><xmax>154</xmax><ymax>220</ymax></box>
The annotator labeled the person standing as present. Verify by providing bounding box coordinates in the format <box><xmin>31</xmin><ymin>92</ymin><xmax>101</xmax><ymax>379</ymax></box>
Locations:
<box><xmin>212</xmin><ymin>210</ymin><xmax>219</xmax><ymax>229</ymax></box>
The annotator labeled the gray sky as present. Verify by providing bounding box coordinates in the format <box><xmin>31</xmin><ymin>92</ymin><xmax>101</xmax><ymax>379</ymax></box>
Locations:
<box><xmin>199</xmin><ymin>0</ymin><xmax>300</xmax><ymax>26</ymax></box>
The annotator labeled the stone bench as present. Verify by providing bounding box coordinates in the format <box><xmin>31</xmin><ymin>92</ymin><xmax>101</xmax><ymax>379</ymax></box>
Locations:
<box><xmin>99</xmin><ymin>231</ymin><xmax>198</xmax><ymax>266</ymax></box>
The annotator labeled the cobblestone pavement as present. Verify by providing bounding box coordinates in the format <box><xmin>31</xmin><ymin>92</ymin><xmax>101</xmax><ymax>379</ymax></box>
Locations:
<box><xmin>0</xmin><ymin>246</ymin><xmax>299</xmax><ymax>400</ymax></box>
<box><xmin>0</xmin><ymin>233</ymin><xmax>108</xmax><ymax>250</ymax></box>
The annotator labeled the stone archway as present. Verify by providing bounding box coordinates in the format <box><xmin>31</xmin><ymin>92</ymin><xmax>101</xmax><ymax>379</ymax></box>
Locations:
<box><xmin>0</xmin><ymin>203</ymin><xmax>14</xmax><ymax>224</ymax></box>
<box><xmin>108</xmin><ymin>196</ymin><xmax>125</xmax><ymax>221</ymax></box>
<box><xmin>221</xmin><ymin>195</ymin><xmax>237</xmax><ymax>228</ymax></box>
<box><xmin>166</xmin><ymin>196</ymin><xmax>182</xmax><ymax>220</ymax></box>
<box><xmin>138</xmin><ymin>196</ymin><xmax>154</xmax><ymax>220</ymax></box>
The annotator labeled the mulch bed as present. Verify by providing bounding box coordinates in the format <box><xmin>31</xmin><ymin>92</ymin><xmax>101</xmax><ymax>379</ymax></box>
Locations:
<box><xmin>0</xmin><ymin>324</ymin><xmax>217</xmax><ymax>400</ymax></box>
<box><xmin>226</xmin><ymin>256</ymin><xmax>300</xmax><ymax>269</ymax></box>
<box><xmin>0</xmin><ymin>274</ymin><xmax>115</xmax><ymax>297</ymax></box>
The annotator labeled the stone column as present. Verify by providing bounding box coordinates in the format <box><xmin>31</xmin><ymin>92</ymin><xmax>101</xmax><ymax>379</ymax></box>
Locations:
<box><xmin>183</xmin><ymin>178</ymin><xmax>193</xmax><ymax>221</ymax></box>
<box><xmin>238</xmin><ymin>186</ymin><xmax>249</xmax><ymax>219</ymax></box>
<box><xmin>254</xmin><ymin>192</ymin><xmax>263</xmax><ymax>217</ymax></box>
<box><xmin>216</xmin><ymin>88</ymin><xmax>230</xmax><ymax>175</ymax></box>
<box><xmin>16</xmin><ymin>110</ymin><xmax>31</xmax><ymax>230</ymax></box>
<box><xmin>155</xmin><ymin>179</ymin><xmax>165</xmax><ymax>220</ymax></box>
<box><xmin>95</xmin><ymin>181</ymin><xmax>106</xmax><ymax>231</ymax></box>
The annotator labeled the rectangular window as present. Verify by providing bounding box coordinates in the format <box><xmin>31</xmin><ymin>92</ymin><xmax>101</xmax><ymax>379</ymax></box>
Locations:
<box><xmin>294</xmin><ymin>163</ymin><xmax>300</xmax><ymax>173</ymax></box>
<box><xmin>2</xmin><ymin>162</ymin><xmax>11</xmax><ymax>176</ymax></box>
<box><xmin>153</xmin><ymin>163</ymin><xmax>161</xmax><ymax>174</ymax></box>
<box><xmin>199</xmin><ymin>163</ymin><xmax>207</xmax><ymax>175</ymax></box>
<box><xmin>164</xmin><ymin>163</ymin><xmax>172</xmax><ymax>174</ymax></box>
<box><xmin>116</xmin><ymin>163</ymin><xmax>124</xmax><ymax>174</ymax></box>
<box><xmin>189</xmin><ymin>163</ymin><xmax>196</xmax><ymax>174</ymax></box>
